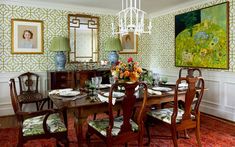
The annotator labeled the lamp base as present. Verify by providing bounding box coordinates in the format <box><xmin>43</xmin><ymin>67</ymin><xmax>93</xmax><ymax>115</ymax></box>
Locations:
<box><xmin>108</xmin><ymin>51</ymin><xmax>119</xmax><ymax>66</ymax></box>
<box><xmin>55</xmin><ymin>51</ymin><xmax>66</xmax><ymax>71</ymax></box>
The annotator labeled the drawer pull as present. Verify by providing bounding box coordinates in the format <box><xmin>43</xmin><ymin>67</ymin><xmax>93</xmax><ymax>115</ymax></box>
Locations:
<box><xmin>60</xmin><ymin>76</ymin><xmax>66</xmax><ymax>79</ymax></box>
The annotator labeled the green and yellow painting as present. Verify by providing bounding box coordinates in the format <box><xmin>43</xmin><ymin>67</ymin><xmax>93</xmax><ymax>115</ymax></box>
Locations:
<box><xmin>175</xmin><ymin>2</ymin><xmax>228</xmax><ymax>69</ymax></box>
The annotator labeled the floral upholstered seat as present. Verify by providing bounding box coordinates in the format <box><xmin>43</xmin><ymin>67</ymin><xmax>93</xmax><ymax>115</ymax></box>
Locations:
<box><xmin>23</xmin><ymin>113</ymin><xmax>67</xmax><ymax>136</ymax></box>
<box><xmin>88</xmin><ymin>116</ymin><xmax>138</xmax><ymax>136</ymax></box>
<box><xmin>147</xmin><ymin>108</ymin><xmax>194</xmax><ymax>124</ymax></box>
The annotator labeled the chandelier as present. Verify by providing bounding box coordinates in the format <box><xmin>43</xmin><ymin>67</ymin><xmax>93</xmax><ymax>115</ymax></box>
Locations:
<box><xmin>112</xmin><ymin>0</ymin><xmax>152</xmax><ymax>36</ymax></box>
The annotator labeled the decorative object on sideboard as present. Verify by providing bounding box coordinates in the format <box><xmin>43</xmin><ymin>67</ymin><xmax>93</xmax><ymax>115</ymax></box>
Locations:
<box><xmin>105</xmin><ymin>37</ymin><xmax>122</xmax><ymax>66</ymax></box>
<box><xmin>112</xmin><ymin>0</ymin><xmax>152</xmax><ymax>36</ymax></box>
<box><xmin>50</xmin><ymin>37</ymin><xmax>71</xmax><ymax>71</ymax></box>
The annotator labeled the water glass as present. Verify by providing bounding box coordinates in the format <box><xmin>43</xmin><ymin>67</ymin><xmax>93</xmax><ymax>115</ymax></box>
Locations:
<box><xmin>109</xmin><ymin>76</ymin><xmax>116</xmax><ymax>85</ymax></box>
<box><xmin>91</xmin><ymin>77</ymin><xmax>98</xmax><ymax>88</ymax></box>
<box><xmin>153</xmin><ymin>73</ymin><xmax>160</xmax><ymax>86</ymax></box>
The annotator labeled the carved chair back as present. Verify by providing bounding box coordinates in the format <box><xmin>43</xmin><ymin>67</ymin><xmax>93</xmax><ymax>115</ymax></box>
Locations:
<box><xmin>108</xmin><ymin>82</ymin><xmax>148</xmax><ymax>136</ymax></box>
<box><xmin>173</xmin><ymin>77</ymin><xmax>205</xmax><ymax>126</ymax></box>
<box><xmin>18</xmin><ymin>72</ymin><xmax>40</xmax><ymax>94</ymax></box>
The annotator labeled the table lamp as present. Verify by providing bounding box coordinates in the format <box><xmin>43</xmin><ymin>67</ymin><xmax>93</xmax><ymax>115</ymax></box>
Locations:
<box><xmin>50</xmin><ymin>37</ymin><xmax>71</xmax><ymax>71</ymax></box>
<box><xmin>105</xmin><ymin>37</ymin><xmax>122</xmax><ymax>66</ymax></box>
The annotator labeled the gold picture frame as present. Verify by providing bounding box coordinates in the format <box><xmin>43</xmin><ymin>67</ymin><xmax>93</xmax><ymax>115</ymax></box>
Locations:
<box><xmin>119</xmin><ymin>32</ymin><xmax>138</xmax><ymax>54</ymax></box>
<box><xmin>11</xmin><ymin>19</ymin><xmax>44</xmax><ymax>54</ymax></box>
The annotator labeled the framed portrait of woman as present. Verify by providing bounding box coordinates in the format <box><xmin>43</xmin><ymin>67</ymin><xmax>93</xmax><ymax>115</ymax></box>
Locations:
<box><xmin>11</xmin><ymin>19</ymin><xmax>44</xmax><ymax>54</ymax></box>
<box><xmin>119</xmin><ymin>32</ymin><xmax>138</xmax><ymax>54</ymax></box>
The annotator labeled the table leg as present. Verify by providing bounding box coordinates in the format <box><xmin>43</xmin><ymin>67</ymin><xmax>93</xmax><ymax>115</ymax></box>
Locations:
<box><xmin>74</xmin><ymin>108</ymin><xmax>88</xmax><ymax>146</ymax></box>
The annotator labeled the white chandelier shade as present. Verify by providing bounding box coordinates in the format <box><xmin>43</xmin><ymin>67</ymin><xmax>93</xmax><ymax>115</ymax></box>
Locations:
<box><xmin>112</xmin><ymin>0</ymin><xmax>152</xmax><ymax>36</ymax></box>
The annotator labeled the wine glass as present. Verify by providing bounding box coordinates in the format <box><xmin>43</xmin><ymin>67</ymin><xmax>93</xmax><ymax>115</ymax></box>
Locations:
<box><xmin>97</xmin><ymin>76</ymin><xmax>102</xmax><ymax>91</ymax></box>
<box><xmin>91</xmin><ymin>77</ymin><xmax>98</xmax><ymax>95</ymax></box>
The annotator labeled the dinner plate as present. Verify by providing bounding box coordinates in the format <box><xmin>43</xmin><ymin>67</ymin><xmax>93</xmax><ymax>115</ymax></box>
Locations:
<box><xmin>99</xmin><ymin>84</ymin><xmax>111</xmax><ymax>89</ymax></box>
<box><xmin>152</xmin><ymin>87</ymin><xmax>172</xmax><ymax>92</ymax></box>
<box><xmin>59</xmin><ymin>91</ymin><xmax>80</xmax><ymax>97</ymax></box>
<box><xmin>103</xmin><ymin>92</ymin><xmax>125</xmax><ymax>98</ymax></box>
<box><xmin>179</xmin><ymin>83</ymin><xmax>188</xmax><ymax>87</ymax></box>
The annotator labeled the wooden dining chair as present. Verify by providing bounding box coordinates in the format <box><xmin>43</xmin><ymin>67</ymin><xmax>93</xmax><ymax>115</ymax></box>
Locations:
<box><xmin>86</xmin><ymin>82</ymin><xmax>148</xmax><ymax>147</ymax></box>
<box><xmin>18</xmin><ymin>72</ymin><xmax>49</xmax><ymax>110</ymax></box>
<box><xmin>145</xmin><ymin>76</ymin><xmax>205</xmax><ymax>147</ymax></box>
<box><xmin>9</xmin><ymin>78</ymin><xmax>69</xmax><ymax>147</ymax></box>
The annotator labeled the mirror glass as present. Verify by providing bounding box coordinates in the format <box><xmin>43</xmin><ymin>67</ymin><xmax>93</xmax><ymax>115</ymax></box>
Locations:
<box><xmin>68</xmin><ymin>14</ymin><xmax>99</xmax><ymax>63</ymax></box>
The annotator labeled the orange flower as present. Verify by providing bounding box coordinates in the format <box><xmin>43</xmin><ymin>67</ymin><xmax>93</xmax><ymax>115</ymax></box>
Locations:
<box><xmin>124</xmin><ymin>70</ymin><xmax>130</xmax><ymax>78</ymax></box>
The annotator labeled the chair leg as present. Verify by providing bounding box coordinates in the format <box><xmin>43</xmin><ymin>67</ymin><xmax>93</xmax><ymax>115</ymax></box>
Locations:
<box><xmin>36</xmin><ymin>102</ymin><xmax>39</xmax><ymax>111</ymax></box>
<box><xmin>93</xmin><ymin>113</ymin><xmax>97</xmax><ymax>120</ymax></box>
<box><xmin>86</xmin><ymin>131</ymin><xmax>91</xmax><ymax>146</ymax></box>
<box><xmin>170</xmin><ymin>126</ymin><xmax>178</xmax><ymax>147</ymax></box>
<box><xmin>125</xmin><ymin>142</ymin><xmax>128</xmax><ymax>147</ymax></box>
<box><xmin>145</xmin><ymin>121</ymin><xmax>151</xmax><ymax>145</ymax></box>
<box><xmin>184</xmin><ymin>129</ymin><xmax>190</xmax><ymax>139</ymax></box>
<box><xmin>195</xmin><ymin>115</ymin><xmax>202</xmax><ymax>147</ymax></box>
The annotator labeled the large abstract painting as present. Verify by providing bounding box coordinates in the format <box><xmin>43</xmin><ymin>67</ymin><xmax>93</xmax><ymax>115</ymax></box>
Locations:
<box><xmin>175</xmin><ymin>2</ymin><xmax>229</xmax><ymax>69</ymax></box>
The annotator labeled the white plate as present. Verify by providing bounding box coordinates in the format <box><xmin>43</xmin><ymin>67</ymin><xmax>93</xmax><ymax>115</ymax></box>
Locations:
<box><xmin>99</xmin><ymin>84</ymin><xmax>111</xmax><ymax>89</ymax></box>
<box><xmin>179</xmin><ymin>83</ymin><xmax>188</xmax><ymax>87</ymax></box>
<box><xmin>103</xmin><ymin>92</ymin><xmax>125</xmax><ymax>98</ymax></box>
<box><xmin>59</xmin><ymin>88</ymin><xmax>73</xmax><ymax>93</ymax></box>
<box><xmin>152</xmin><ymin>87</ymin><xmax>172</xmax><ymax>92</ymax></box>
<box><xmin>59</xmin><ymin>91</ymin><xmax>80</xmax><ymax>97</ymax></box>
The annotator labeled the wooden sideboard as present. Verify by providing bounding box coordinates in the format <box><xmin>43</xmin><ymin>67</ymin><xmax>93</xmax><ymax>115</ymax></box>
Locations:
<box><xmin>47</xmin><ymin>71</ymin><xmax>76</xmax><ymax>90</ymax></box>
<box><xmin>47</xmin><ymin>69</ymin><xmax>110</xmax><ymax>90</ymax></box>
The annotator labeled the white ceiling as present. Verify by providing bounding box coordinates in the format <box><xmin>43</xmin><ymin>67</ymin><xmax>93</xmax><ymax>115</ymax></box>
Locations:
<box><xmin>33</xmin><ymin>0</ymin><xmax>200</xmax><ymax>14</ymax></box>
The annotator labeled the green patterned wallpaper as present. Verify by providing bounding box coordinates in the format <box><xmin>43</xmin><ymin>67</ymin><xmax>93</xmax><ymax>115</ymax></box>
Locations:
<box><xmin>0</xmin><ymin>4</ymin><xmax>124</xmax><ymax>72</ymax></box>
<box><xmin>148</xmin><ymin>0</ymin><xmax>235</xmax><ymax>71</ymax></box>
<box><xmin>0</xmin><ymin>0</ymin><xmax>234</xmax><ymax>72</ymax></box>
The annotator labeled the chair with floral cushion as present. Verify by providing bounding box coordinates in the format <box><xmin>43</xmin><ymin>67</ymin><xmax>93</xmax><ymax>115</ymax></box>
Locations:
<box><xmin>145</xmin><ymin>76</ymin><xmax>205</xmax><ymax>147</ymax></box>
<box><xmin>86</xmin><ymin>81</ymin><xmax>148</xmax><ymax>147</ymax></box>
<box><xmin>18</xmin><ymin>72</ymin><xmax>49</xmax><ymax>110</ymax></box>
<box><xmin>9</xmin><ymin>78</ymin><xmax>69</xmax><ymax>147</ymax></box>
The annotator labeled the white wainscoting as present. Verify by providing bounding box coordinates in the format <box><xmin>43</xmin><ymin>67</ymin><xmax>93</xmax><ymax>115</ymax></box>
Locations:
<box><xmin>1</xmin><ymin>70</ymin><xmax>235</xmax><ymax>122</ymax></box>
<box><xmin>0</xmin><ymin>72</ymin><xmax>48</xmax><ymax>116</ymax></box>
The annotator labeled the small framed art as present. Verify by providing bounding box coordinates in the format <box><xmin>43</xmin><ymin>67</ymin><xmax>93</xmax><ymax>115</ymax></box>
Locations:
<box><xmin>119</xmin><ymin>32</ymin><xmax>138</xmax><ymax>54</ymax></box>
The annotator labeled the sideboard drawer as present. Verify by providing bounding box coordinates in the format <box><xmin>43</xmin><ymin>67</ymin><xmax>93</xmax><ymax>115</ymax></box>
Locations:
<box><xmin>52</xmin><ymin>81</ymin><xmax>75</xmax><ymax>89</ymax></box>
<box><xmin>47</xmin><ymin>71</ymin><xmax>76</xmax><ymax>90</ymax></box>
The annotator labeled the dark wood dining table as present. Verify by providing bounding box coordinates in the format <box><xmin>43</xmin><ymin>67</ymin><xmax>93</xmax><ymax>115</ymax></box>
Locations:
<box><xmin>49</xmin><ymin>86</ymin><xmax>187</xmax><ymax>146</ymax></box>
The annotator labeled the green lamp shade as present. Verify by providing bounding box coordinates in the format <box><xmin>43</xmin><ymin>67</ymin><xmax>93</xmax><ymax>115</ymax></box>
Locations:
<box><xmin>50</xmin><ymin>37</ymin><xmax>71</xmax><ymax>52</ymax></box>
<box><xmin>105</xmin><ymin>38</ymin><xmax>122</xmax><ymax>52</ymax></box>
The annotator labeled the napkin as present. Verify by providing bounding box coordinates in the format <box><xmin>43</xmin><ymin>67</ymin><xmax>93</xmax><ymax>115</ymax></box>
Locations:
<box><xmin>49</xmin><ymin>88</ymin><xmax>73</xmax><ymax>95</ymax></box>
<box><xmin>147</xmin><ymin>89</ymin><xmax>162</xmax><ymax>95</ymax></box>
<box><xmin>97</xmin><ymin>93</ymin><xmax>116</xmax><ymax>105</ymax></box>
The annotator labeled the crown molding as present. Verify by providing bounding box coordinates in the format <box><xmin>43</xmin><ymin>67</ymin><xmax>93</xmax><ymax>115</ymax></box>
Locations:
<box><xmin>149</xmin><ymin>0</ymin><xmax>218</xmax><ymax>18</ymax></box>
<box><xmin>1</xmin><ymin>0</ymin><xmax>118</xmax><ymax>15</ymax></box>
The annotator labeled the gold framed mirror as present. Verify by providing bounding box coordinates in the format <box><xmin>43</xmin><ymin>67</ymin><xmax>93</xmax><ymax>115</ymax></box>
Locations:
<box><xmin>68</xmin><ymin>14</ymin><xmax>99</xmax><ymax>63</ymax></box>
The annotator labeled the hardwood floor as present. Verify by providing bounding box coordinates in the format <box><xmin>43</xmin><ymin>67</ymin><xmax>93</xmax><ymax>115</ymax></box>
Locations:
<box><xmin>0</xmin><ymin>115</ymin><xmax>17</xmax><ymax>128</ymax></box>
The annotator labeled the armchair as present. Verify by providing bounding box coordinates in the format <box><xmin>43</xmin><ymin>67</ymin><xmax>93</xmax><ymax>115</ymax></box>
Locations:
<box><xmin>9</xmin><ymin>78</ymin><xmax>69</xmax><ymax>147</ymax></box>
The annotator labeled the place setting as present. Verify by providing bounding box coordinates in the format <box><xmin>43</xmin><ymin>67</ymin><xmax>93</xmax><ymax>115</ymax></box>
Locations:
<box><xmin>49</xmin><ymin>88</ymin><xmax>87</xmax><ymax>100</ymax></box>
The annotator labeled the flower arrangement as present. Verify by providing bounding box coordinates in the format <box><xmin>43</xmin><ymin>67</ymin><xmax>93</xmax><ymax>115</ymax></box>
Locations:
<box><xmin>111</xmin><ymin>57</ymin><xmax>143</xmax><ymax>82</ymax></box>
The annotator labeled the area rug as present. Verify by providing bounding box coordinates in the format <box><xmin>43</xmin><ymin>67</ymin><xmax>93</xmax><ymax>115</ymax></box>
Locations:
<box><xmin>0</xmin><ymin>114</ymin><xmax>234</xmax><ymax>147</ymax></box>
